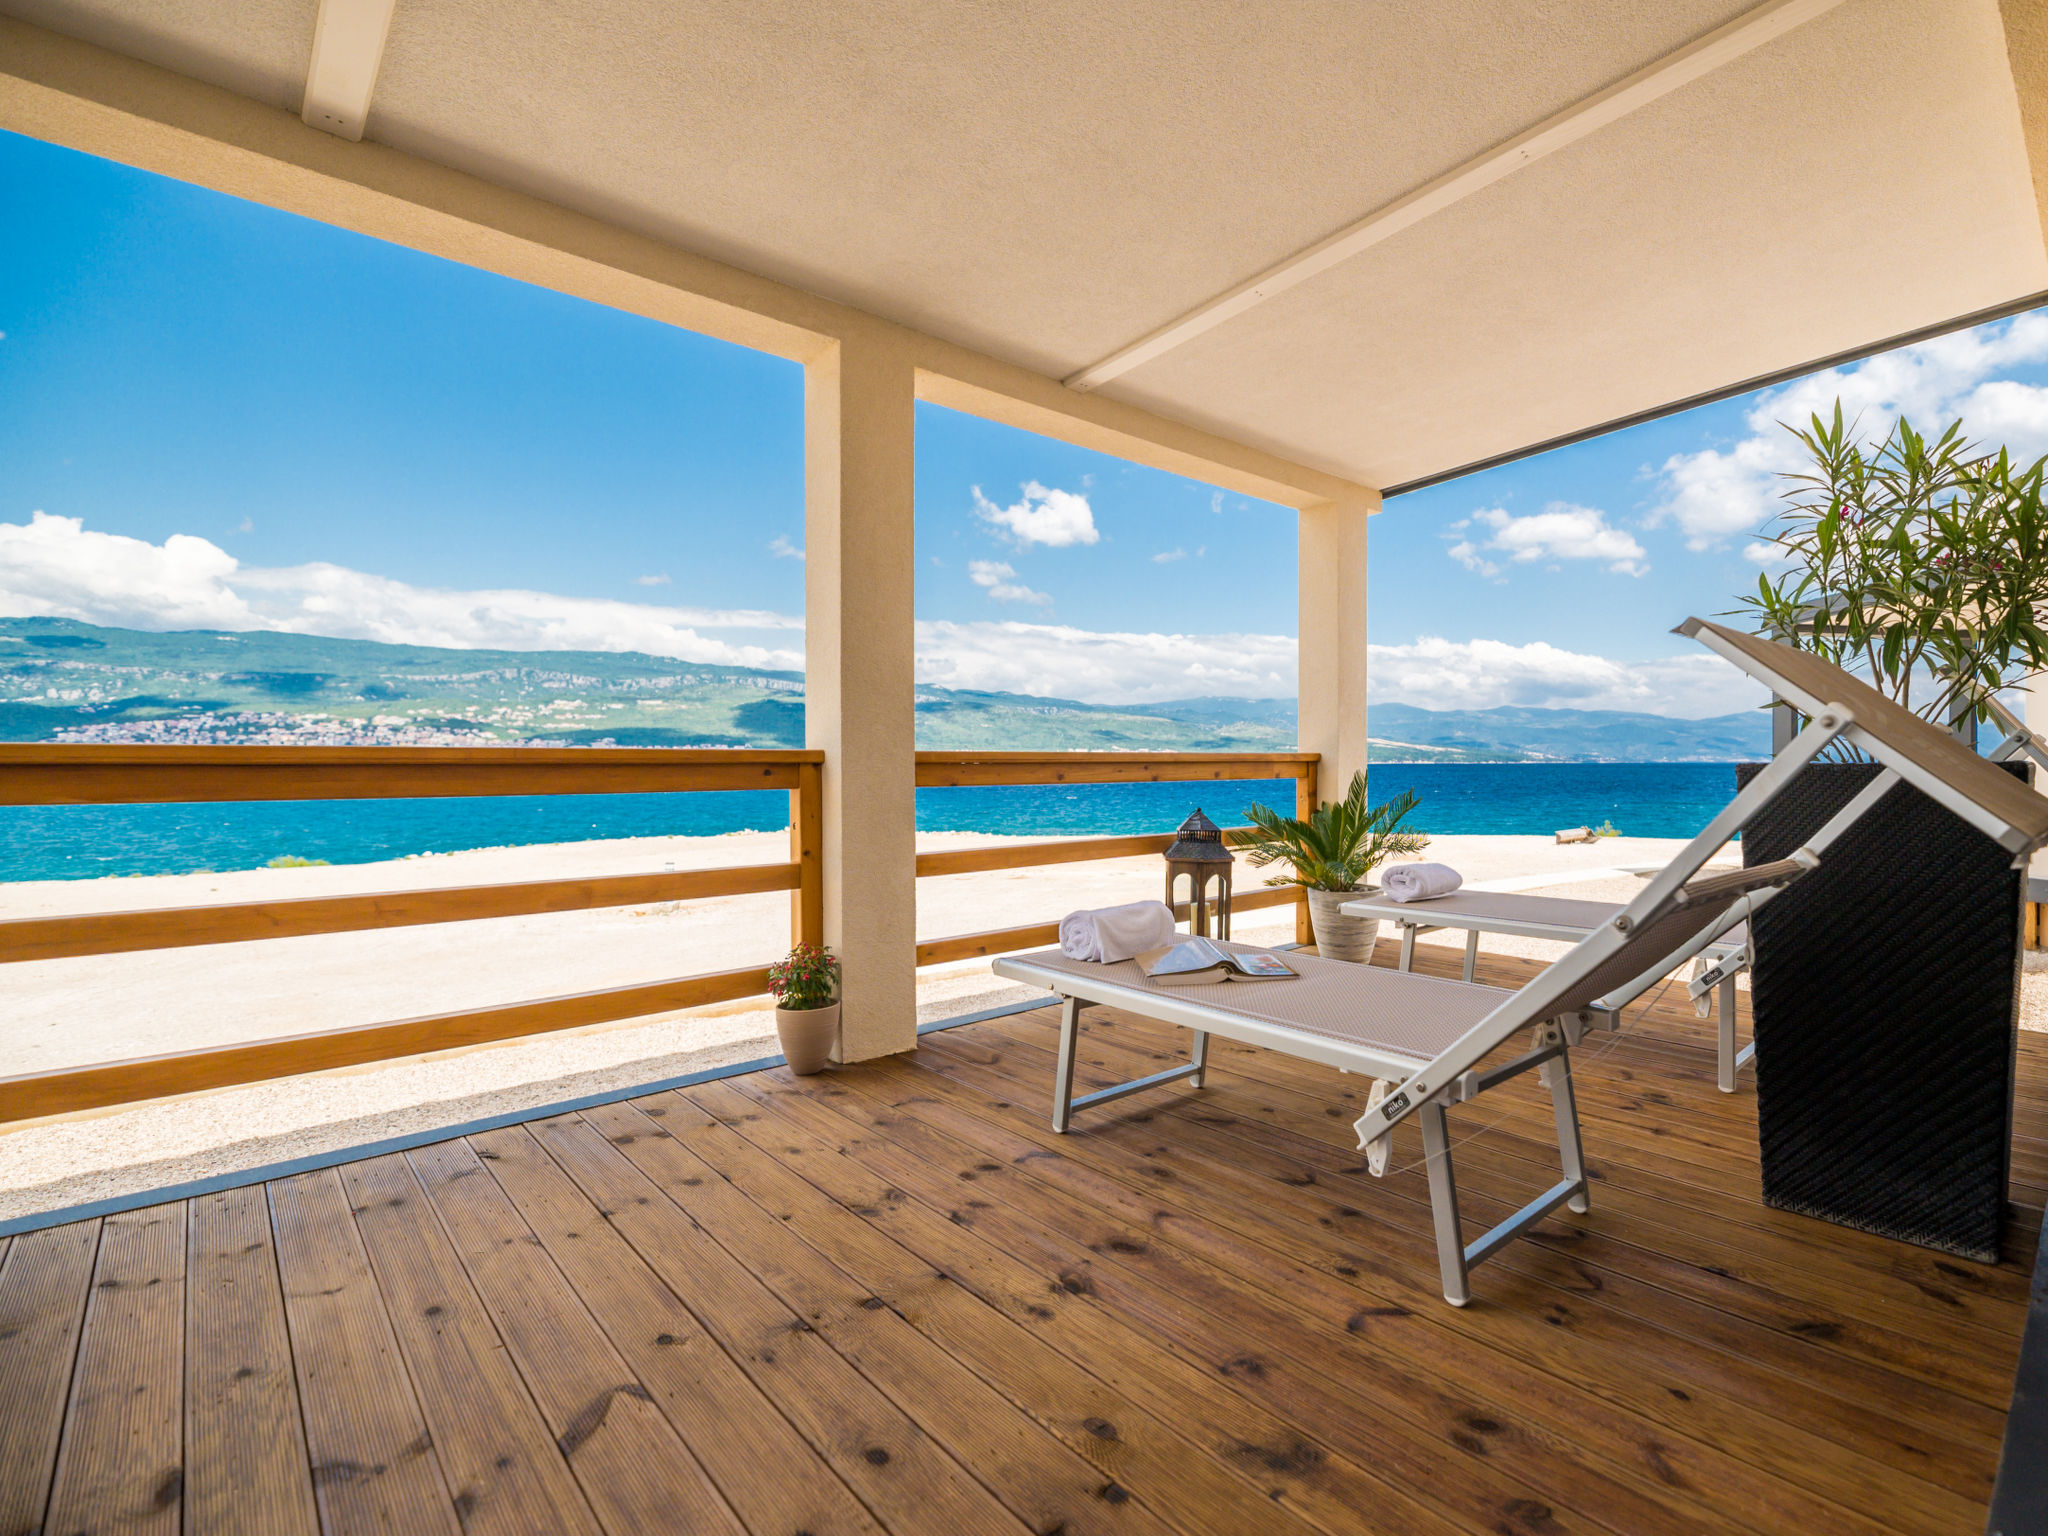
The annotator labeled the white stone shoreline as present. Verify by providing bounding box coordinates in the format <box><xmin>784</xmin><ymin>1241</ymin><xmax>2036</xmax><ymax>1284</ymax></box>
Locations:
<box><xmin>1</xmin><ymin>829</ymin><xmax>2038</xmax><ymax>1222</ymax></box>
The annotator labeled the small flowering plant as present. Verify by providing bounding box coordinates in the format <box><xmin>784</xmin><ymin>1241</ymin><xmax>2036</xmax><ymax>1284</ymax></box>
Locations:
<box><xmin>768</xmin><ymin>942</ymin><xmax>840</xmax><ymax>1011</ymax></box>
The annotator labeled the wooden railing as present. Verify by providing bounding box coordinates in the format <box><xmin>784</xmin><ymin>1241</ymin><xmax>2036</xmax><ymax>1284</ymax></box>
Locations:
<box><xmin>0</xmin><ymin>745</ymin><xmax>822</xmax><ymax>1124</ymax></box>
<box><xmin>912</xmin><ymin>750</ymin><xmax>1318</xmax><ymax>964</ymax></box>
<box><xmin>0</xmin><ymin>744</ymin><xmax>1316</xmax><ymax>1124</ymax></box>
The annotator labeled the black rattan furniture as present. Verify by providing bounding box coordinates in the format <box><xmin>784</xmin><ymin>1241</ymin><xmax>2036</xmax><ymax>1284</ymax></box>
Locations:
<box><xmin>1738</xmin><ymin>761</ymin><xmax>2027</xmax><ymax>1261</ymax></box>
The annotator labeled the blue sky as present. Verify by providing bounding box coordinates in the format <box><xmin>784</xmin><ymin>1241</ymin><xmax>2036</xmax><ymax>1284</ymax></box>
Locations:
<box><xmin>6</xmin><ymin>126</ymin><xmax>2048</xmax><ymax>716</ymax></box>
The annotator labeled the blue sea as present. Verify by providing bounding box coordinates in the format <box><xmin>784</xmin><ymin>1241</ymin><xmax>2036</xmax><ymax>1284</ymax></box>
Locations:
<box><xmin>0</xmin><ymin>762</ymin><xmax>1745</xmax><ymax>882</ymax></box>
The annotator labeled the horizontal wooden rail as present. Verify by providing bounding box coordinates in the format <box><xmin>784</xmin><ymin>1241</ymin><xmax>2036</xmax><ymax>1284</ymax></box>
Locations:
<box><xmin>916</xmin><ymin>751</ymin><xmax>1314</xmax><ymax>788</ymax></box>
<box><xmin>0</xmin><ymin>863</ymin><xmax>800</xmax><ymax>963</ymax></box>
<box><xmin>914</xmin><ymin>827</ymin><xmax>1266</xmax><ymax>878</ymax></box>
<box><xmin>915</xmin><ymin>886</ymin><xmax>1304</xmax><ymax>967</ymax></box>
<box><xmin>0</xmin><ymin>964</ymin><xmax>772</xmax><ymax>1124</ymax></box>
<box><xmin>0</xmin><ymin>744</ymin><xmax>822</xmax><ymax>806</ymax></box>
<box><xmin>918</xmin><ymin>832</ymin><xmax>1174</xmax><ymax>877</ymax></box>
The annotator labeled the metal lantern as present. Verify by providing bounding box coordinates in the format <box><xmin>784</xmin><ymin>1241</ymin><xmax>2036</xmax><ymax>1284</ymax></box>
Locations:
<box><xmin>1163</xmin><ymin>807</ymin><xmax>1233</xmax><ymax>939</ymax></box>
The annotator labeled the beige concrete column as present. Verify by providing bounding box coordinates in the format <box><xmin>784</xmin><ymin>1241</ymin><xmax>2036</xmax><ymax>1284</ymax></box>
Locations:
<box><xmin>805</xmin><ymin>332</ymin><xmax>918</xmax><ymax>1060</ymax></box>
<box><xmin>1296</xmin><ymin>488</ymin><xmax>1377</xmax><ymax>802</ymax></box>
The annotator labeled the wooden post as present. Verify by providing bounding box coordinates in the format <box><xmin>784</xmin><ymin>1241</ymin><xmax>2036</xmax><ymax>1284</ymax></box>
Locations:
<box><xmin>790</xmin><ymin>760</ymin><xmax>824</xmax><ymax>950</ymax></box>
<box><xmin>1294</xmin><ymin>760</ymin><xmax>1318</xmax><ymax>946</ymax></box>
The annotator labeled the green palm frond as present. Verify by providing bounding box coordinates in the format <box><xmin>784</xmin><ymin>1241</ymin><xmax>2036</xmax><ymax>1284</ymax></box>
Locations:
<box><xmin>1236</xmin><ymin>772</ymin><xmax>1428</xmax><ymax>892</ymax></box>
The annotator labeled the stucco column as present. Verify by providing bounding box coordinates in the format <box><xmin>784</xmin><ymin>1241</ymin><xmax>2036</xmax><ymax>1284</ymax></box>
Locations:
<box><xmin>805</xmin><ymin>332</ymin><xmax>918</xmax><ymax>1060</ymax></box>
<box><xmin>1297</xmin><ymin>489</ymin><xmax>1376</xmax><ymax>802</ymax></box>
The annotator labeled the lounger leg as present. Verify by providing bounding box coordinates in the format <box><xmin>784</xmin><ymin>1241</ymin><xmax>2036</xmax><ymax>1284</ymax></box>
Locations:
<box><xmin>1717</xmin><ymin>978</ymin><xmax>1739</xmax><ymax>1093</ymax></box>
<box><xmin>1419</xmin><ymin>1102</ymin><xmax>1470</xmax><ymax>1306</ymax></box>
<box><xmin>1398</xmin><ymin>923</ymin><xmax>1417</xmax><ymax>971</ymax></box>
<box><xmin>1543</xmin><ymin>1050</ymin><xmax>1591</xmax><ymax>1214</ymax></box>
<box><xmin>1190</xmin><ymin>1029</ymin><xmax>1210</xmax><ymax>1089</ymax></box>
<box><xmin>1462</xmin><ymin>930</ymin><xmax>1480</xmax><ymax>984</ymax></box>
<box><xmin>1052</xmin><ymin>995</ymin><xmax>1082</xmax><ymax>1133</ymax></box>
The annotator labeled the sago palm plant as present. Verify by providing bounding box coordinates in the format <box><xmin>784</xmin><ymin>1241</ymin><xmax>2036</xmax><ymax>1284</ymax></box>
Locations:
<box><xmin>1238</xmin><ymin>772</ymin><xmax>1427</xmax><ymax>892</ymax></box>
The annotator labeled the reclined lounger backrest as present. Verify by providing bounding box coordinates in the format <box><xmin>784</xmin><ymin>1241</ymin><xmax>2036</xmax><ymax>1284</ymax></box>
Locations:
<box><xmin>1361</xmin><ymin>619</ymin><xmax>2048</xmax><ymax>1144</ymax></box>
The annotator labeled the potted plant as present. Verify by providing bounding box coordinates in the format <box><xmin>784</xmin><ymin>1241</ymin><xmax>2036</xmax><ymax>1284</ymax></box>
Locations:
<box><xmin>1729</xmin><ymin>405</ymin><xmax>2048</xmax><ymax>1260</ymax></box>
<box><xmin>1238</xmin><ymin>771</ymin><xmax>1427</xmax><ymax>962</ymax></box>
<box><xmin>767</xmin><ymin>941</ymin><xmax>841</xmax><ymax>1075</ymax></box>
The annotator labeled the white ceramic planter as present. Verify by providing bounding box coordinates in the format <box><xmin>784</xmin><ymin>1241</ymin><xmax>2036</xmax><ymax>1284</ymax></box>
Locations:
<box><xmin>1306</xmin><ymin>887</ymin><xmax>1381</xmax><ymax>964</ymax></box>
<box><xmin>775</xmin><ymin>1002</ymin><xmax>840</xmax><ymax>1075</ymax></box>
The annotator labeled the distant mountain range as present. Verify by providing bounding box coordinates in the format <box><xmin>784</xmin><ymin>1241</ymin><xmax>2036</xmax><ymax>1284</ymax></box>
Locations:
<box><xmin>0</xmin><ymin>618</ymin><xmax>1768</xmax><ymax>761</ymax></box>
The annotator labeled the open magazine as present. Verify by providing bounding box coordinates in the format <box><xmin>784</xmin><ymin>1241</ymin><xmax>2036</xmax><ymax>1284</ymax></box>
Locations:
<box><xmin>1136</xmin><ymin>936</ymin><xmax>1298</xmax><ymax>986</ymax></box>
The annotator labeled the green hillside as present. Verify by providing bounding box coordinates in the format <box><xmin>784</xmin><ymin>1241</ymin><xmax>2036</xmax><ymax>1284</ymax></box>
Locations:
<box><xmin>0</xmin><ymin>618</ymin><xmax>1353</xmax><ymax>754</ymax></box>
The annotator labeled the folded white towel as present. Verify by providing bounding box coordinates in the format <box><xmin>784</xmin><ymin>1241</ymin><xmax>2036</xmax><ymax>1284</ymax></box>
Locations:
<box><xmin>1380</xmin><ymin>863</ymin><xmax>1463</xmax><ymax>904</ymax></box>
<box><xmin>1058</xmin><ymin>900</ymin><xmax>1179</xmax><ymax>963</ymax></box>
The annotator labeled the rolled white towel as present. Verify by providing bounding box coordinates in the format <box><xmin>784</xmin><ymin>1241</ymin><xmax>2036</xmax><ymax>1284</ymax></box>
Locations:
<box><xmin>1380</xmin><ymin>862</ymin><xmax>1463</xmax><ymax>904</ymax></box>
<box><xmin>1058</xmin><ymin>900</ymin><xmax>1179</xmax><ymax>963</ymax></box>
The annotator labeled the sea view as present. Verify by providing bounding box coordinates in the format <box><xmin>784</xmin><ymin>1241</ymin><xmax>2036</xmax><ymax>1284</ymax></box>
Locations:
<box><xmin>0</xmin><ymin>761</ymin><xmax>1745</xmax><ymax>882</ymax></box>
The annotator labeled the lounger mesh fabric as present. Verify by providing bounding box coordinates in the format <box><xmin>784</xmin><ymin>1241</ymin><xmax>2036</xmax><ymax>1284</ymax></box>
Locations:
<box><xmin>1682</xmin><ymin>619</ymin><xmax>2048</xmax><ymax>847</ymax></box>
<box><xmin>1739</xmin><ymin>760</ymin><xmax>2025</xmax><ymax>1260</ymax></box>
<box><xmin>1012</xmin><ymin>944</ymin><xmax>1505</xmax><ymax>1062</ymax></box>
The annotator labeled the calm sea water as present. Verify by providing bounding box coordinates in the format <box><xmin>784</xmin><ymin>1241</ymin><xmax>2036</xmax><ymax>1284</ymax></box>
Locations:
<box><xmin>0</xmin><ymin>763</ymin><xmax>1744</xmax><ymax>882</ymax></box>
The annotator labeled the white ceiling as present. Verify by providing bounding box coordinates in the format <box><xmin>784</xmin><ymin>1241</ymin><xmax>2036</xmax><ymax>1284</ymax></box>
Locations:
<box><xmin>6</xmin><ymin>0</ymin><xmax>2045</xmax><ymax>489</ymax></box>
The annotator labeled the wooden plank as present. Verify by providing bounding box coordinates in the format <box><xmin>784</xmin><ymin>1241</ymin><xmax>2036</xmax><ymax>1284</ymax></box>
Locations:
<box><xmin>184</xmin><ymin>1185</ymin><xmax>320</xmax><ymax>1536</ymax></box>
<box><xmin>0</xmin><ymin>743</ymin><xmax>816</xmax><ymax>805</ymax></box>
<box><xmin>727</xmin><ymin>1070</ymin><xmax>1699</xmax><ymax>1536</ymax></box>
<box><xmin>0</xmin><ymin>1219</ymin><xmax>100</xmax><ymax>1536</ymax></box>
<box><xmin>522</xmin><ymin>1111</ymin><xmax>1034</xmax><ymax>1536</ymax></box>
<box><xmin>953</xmin><ymin>1012</ymin><xmax>2019</xmax><ymax>1454</ymax></box>
<box><xmin>269</xmin><ymin>1169</ymin><xmax>461</xmax><ymax>1536</ymax></box>
<box><xmin>44</xmin><ymin>1203</ymin><xmax>186</xmax><ymax>1536</ymax></box>
<box><xmin>813</xmin><ymin>1054</ymin><xmax>1966</xmax><ymax>1536</ymax></box>
<box><xmin>339</xmin><ymin>1154</ymin><xmax>603</xmax><ymax>1536</ymax></box>
<box><xmin>661</xmin><ymin>1081</ymin><xmax>1427</xmax><ymax>1536</ymax></box>
<box><xmin>916</xmin><ymin>833</ymin><xmax>1176</xmax><ymax>877</ymax></box>
<box><xmin>915</xmin><ymin>888</ymin><xmax>1301</xmax><ymax>967</ymax></box>
<box><xmin>408</xmin><ymin>1137</ymin><xmax>745</xmax><ymax>1535</ymax></box>
<box><xmin>577</xmin><ymin>1096</ymin><xmax>1183</xmax><ymax>1536</ymax></box>
<box><xmin>0</xmin><ymin>963</ymin><xmax>771</xmax><ymax>1124</ymax></box>
<box><xmin>792</xmin><ymin>761</ymin><xmax>825</xmax><ymax>949</ymax></box>
<box><xmin>0</xmin><ymin>862</ymin><xmax>801</xmax><ymax>962</ymax></box>
<box><xmin>903</xmin><ymin>1022</ymin><xmax>1999</xmax><ymax>1522</ymax></box>
<box><xmin>466</xmin><ymin>1123</ymin><xmax>886</xmax><ymax>1536</ymax></box>
<box><xmin>916</xmin><ymin>756</ymin><xmax>1315</xmax><ymax>788</ymax></box>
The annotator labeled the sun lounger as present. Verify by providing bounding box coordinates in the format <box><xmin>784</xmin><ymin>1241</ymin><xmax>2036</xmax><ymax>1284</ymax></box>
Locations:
<box><xmin>1340</xmin><ymin>888</ymin><xmax>1754</xmax><ymax>1090</ymax></box>
<box><xmin>997</xmin><ymin>620</ymin><xmax>2048</xmax><ymax>1305</ymax></box>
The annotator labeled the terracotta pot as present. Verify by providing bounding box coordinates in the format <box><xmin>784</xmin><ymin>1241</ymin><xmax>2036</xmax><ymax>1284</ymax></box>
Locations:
<box><xmin>1306</xmin><ymin>887</ymin><xmax>1381</xmax><ymax>964</ymax></box>
<box><xmin>775</xmin><ymin>1002</ymin><xmax>840</xmax><ymax>1075</ymax></box>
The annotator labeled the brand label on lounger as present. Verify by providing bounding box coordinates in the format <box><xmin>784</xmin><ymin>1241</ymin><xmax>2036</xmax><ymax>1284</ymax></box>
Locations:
<box><xmin>1382</xmin><ymin>1091</ymin><xmax>1410</xmax><ymax>1120</ymax></box>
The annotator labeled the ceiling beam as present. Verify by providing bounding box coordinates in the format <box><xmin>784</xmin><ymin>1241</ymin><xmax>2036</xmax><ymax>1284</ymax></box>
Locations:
<box><xmin>301</xmin><ymin>0</ymin><xmax>396</xmax><ymax>142</ymax></box>
<box><xmin>1065</xmin><ymin>0</ymin><xmax>1847</xmax><ymax>394</ymax></box>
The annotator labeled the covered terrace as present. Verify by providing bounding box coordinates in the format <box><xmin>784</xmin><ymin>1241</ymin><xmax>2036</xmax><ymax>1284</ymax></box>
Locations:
<box><xmin>1</xmin><ymin>0</ymin><xmax>2047</xmax><ymax>1531</ymax></box>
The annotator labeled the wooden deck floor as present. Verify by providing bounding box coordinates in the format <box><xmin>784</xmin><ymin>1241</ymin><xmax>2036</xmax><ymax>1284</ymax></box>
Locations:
<box><xmin>1</xmin><ymin>943</ymin><xmax>2040</xmax><ymax>1536</ymax></box>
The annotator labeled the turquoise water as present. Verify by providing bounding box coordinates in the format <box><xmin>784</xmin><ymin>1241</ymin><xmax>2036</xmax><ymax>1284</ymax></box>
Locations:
<box><xmin>0</xmin><ymin>762</ymin><xmax>1744</xmax><ymax>882</ymax></box>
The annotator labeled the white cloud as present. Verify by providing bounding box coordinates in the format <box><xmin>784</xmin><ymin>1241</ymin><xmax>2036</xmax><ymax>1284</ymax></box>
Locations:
<box><xmin>768</xmin><ymin>534</ymin><xmax>804</xmax><ymax>561</ymax></box>
<box><xmin>0</xmin><ymin>512</ymin><xmax>805</xmax><ymax>668</ymax></box>
<box><xmin>966</xmin><ymin>559</ymin><xmax>1051</xmax><ymax>606</ymax></box>
<box><xmin>1653</xmin><ymin>312</ymin><xmax>2048</xmax><ymax>548</ymax></box>
<box><xmin>1450</xmin><ymin>504</ymin><xmax>1647</xmax><ymax>576</ymax></box>
<box><xmin>1366</xmin><ymin>635</ymin><xmax>1763</xmax><ymax>716</ymax></box>
<box><xmin>910</xmin><ymin>622</ymin><xmax>1758</xmax><ymax>716</ymax></box>
<box><xmin>633</xmin><ymin>572</ymin><xmax>672</xmax><ymax>586</ymax></box>
<box><xmin>916</xmin><ymin>619</ymin><xmax>1293</xmax><ymax>703</ymax></box>
<box><xmin>1151</xmin><ymin>548</ymin><xmax>1188</xmax><ymax>563</ymax></box>
<box><xmin>234</xmin><ymin>517</ymin><xmax>254</xmax><ymax>534</ymax></box>
<box><xmin>1209</xmin><ymin>491</ymin><xmax>1224</xmax><ymax>515</ymax></box>
<box><xmin>972</xmin><ymin>481</ymin><xmax>1100</xmax><ymax>548</ymax></box>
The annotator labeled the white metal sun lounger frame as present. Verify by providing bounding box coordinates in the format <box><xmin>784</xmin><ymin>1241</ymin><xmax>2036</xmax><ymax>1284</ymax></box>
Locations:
<box><xmin>1341</xmin><ymin>889</ymin><xmax>1754</xmax><ymax>1090</ymax></box>
<box><xmin>995</xmin><ymin>621</ymin><xmax>2048</xmax><ymax>1305</ymax></box>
